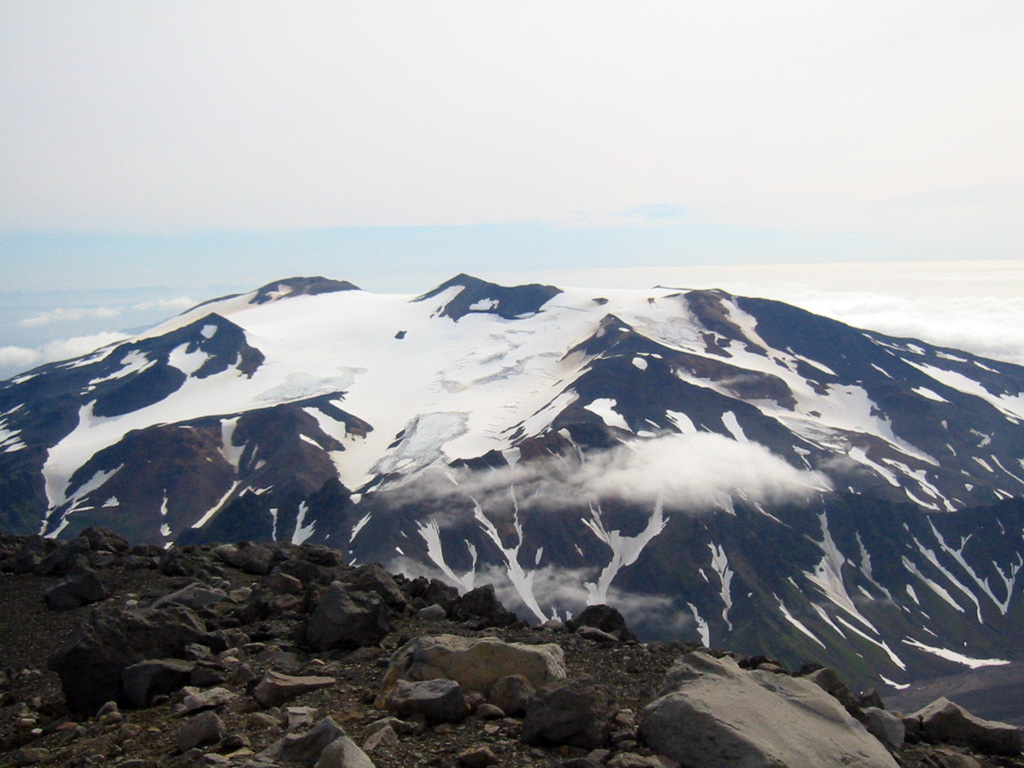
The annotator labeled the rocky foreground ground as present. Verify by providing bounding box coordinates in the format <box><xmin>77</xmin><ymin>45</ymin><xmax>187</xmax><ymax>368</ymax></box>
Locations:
<box><xmin>1</xmin><ymin>529</ymin><xmax>1021</xmax><ymax>768</ymax></box>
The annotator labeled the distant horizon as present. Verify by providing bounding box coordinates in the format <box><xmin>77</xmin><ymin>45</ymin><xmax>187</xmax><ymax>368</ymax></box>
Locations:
<box><xmin>2</xmin><ymin>258</ymin><xmax>1022</xmax><ymax>381</ymax></box>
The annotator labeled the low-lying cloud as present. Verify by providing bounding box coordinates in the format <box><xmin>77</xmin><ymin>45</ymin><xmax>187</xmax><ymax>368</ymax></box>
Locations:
<box><xmin>0</xmin><ymin>331</ymin><xmax>129</xmax><ymax>378</ymax></box>
<box><xmin>399</xmin><ymin>432</ymin><xmax>830</xmax><ymax>513</ymax></box>
<box><xmin>19</xmin><ymin>306</ymin><xmax>122</xmax><ymax>327</ymax></box>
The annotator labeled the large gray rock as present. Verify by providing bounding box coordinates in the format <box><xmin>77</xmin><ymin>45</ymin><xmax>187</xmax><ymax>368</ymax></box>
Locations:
<box><xmin>375</xmin><ymin>634</ymin><xmax>565</xmax><ymax>707</ymax></box>
<box><xmin>639</xmin><ymin>651</ymin><xmax>899</xmax><ymax>768</ymax></box>
<box><xmin>306</xmin><ymin>582</ymin><xmax>392</xmax><ymax>651</ymax></box>
<box><xmin>910</xmin><ymin>697</ymin><xmax>1022</xmax><ymax>756</ymax></box>
<box><xmin>44</xmin><ymin>564</ymin><xmax>108</xmax><ymax>610</ymax></box>
<box><xmin>385</xmin><ymin>678</ymin><xmax>467</xmax><ymax>723</ymax></box>
<box><xmin>522</xmin><ymin>677</ymin><xmax>617</xmax><ymax>749</ymax></box>
<box><xmin>48</xmin><ymin>604</ymin><xmax>206</xmax><ymax>717</ymax></box>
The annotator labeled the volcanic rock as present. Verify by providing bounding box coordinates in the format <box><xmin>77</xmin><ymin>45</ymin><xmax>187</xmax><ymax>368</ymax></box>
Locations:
<box><xmin>48</xmin><ymin>603</ymin><xmax>206</xmax><ymax>717</ymax></box>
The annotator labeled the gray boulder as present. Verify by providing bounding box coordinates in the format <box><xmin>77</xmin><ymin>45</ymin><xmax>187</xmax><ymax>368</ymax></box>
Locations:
<box><xmin>522</xmin><ymin>677</ymin><xmax>617</xmax><ymax>749</ymax></box>
<box><xmin>910</xmin><ymin>697</ymin><xmax>1022</xmax><ymax>756</ymax></box>
<box><xmin>385</xmin><ymin>678</ymin><xmax>467</xmax><ymax>723</ymax></box>
<box><xmin>48</xmin><ymin>604</ymin><xmax>206</xmax><ymax>717</ymax></box>
<box><xmin>639</xmin><ymin>651</ymin><xmax>899</xmax><ymax>768</ymax></box>
<box><xmin>44</xmin><ymin>564</ymin><xmax>108</xmax><ymax>610</ymax></box>
<box><xmin>306</xmin><ymin>582</ymin><xmax>391</xmax><ymax>651</ymax></box>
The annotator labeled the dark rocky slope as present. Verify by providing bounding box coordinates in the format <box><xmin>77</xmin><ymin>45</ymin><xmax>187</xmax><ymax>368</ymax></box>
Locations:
<box><xmin>0</xmin><ymin>530</ymin><xmax>1020</xmax><ymax>768</ymax></box>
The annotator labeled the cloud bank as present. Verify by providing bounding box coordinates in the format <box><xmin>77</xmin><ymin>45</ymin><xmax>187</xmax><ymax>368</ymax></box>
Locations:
<box><xmin>0</xmin><ymin>332</ymin><xmax>129</xmax><ymax>377</ymax></box>
<box><xmin>400</xmin><ymin>433</ymin><xmax>830</xmax><ymax>513</ymax></box>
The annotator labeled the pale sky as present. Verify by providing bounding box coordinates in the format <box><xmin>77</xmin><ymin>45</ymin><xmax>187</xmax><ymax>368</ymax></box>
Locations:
<box><xmin>1</xmin><ymin>2</ymin><xmax>1023</xmax><ymax>376</ymax></box>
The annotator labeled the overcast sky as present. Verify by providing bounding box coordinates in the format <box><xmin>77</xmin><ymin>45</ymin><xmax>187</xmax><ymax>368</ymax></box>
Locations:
<box><xmin>1</xmin><ymin>2</ymin><xmax>1023</xmax><ymax>376</ymax></box>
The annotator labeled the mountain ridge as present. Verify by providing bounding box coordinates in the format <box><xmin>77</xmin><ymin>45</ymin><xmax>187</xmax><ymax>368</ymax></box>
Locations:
<box><xmin>2</xmin><ymin>273</ymin><xmax>1023</xmax><ymax>694</ymax></box>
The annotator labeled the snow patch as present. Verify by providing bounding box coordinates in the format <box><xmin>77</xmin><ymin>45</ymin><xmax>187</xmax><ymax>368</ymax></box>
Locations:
<box><xmin>901</xmin><ymin>639</ymin><xmax>1010</xmax><ymax>669</ymax></box>
<box><xmin>776</xmin><ymin>596</ymin><xmax>825</xmax><ymax>648</ymax></box>
<box><xmin>913</xmin><ymin>386</ymin><xmax>949</xmax><ymax>403</ymax></box>
<box><xmin>291</xmin><ymin>501</ymin><xmax>316</xmax><ymax>545</ymax></box>
<box><xmin>584</xmin><ymin>398</ymin><xmax>630</xmax><ymax>431</ymax></box>
<box><xmin>688</xmin><ymin>602</ymin><xmax>710</xmax><ymax>647</ymax></box>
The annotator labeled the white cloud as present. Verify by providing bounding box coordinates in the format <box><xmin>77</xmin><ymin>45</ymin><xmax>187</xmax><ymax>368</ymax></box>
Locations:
<box><xmin>41</xmin><ymin>332</ymin><xmax>129</xmax><ymax>363</ymax></box>
<box><xmin>401</xmin><ymin>433</ymin><xmax>830</xmax><ymax>513</ymax></box>
<box><xmin>0</xmin><ymin>346</ymin><xmax>41</xmax><ymax>370</ymax></box>
<box><xmin>0</xmin><ymin>332</ymin><xmax>130</xmax><ymax>380</ymax></box>
<box><xmin>19</xmin><ymin>306</ymin><xmax>122</xmax><ymax>327</ymax></box>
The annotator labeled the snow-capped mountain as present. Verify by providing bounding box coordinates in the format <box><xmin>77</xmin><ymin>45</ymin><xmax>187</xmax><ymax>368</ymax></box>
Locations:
<box><xmin>2</xmin><ymin>274</ymin><xmax>1024</xmax><ymax>690</ymax></box>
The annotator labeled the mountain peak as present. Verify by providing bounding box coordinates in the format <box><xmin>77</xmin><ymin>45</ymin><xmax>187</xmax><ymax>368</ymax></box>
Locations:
<box><xmin>251</xmin><ymin>276</ymin><xmax>360</xmax><ymax>304</ymax></box>
<box><xmin>415</xmin><ymin>274</ymin><xmax>562</xmax><ymax>321</ymax></box>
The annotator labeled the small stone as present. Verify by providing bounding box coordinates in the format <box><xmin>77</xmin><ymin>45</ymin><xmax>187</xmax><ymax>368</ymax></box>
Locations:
<box><xmin>285</xmin><ymin>706</ymin><xmax>320</xmax><ymax>730</ymax></box>
<box><xmin>457</xmin><ymin>745</ymin><xmax>498</xmax><ymax>768</ymax></box>
<box><xmin>416</xmin><ymin>604</ymin><xmax>447</xmax><ymax>620</ymax></box>
<box><xmin>607</xmin><ymin>754</ymin><xmax>665</xmax><ymax>768</ymax></box>
<box><xmin>100</xmin><ymin>711</ymin><xmax>124</xmax><ymax>725</ymax></box>
<box><xmin>13</xmin><ymin>748</ymin><xmax>50</xmax><ymax>767</ymax></box>
<box><xmin>267</xmin><ymin>572</ymin><xmax>304</xmax><ymax>594</ymax></box>
<box><xmin>248</xmin><ymin>711</ymin><xmax>284</xmax><ymax>729</ymax></box>
<box><xmin>177</xmin><ymin>710</ymin><xmax>225</xmax><ymax>752</ymax></box>
<box><xmin>222</xmin><ymin>733</ymin><xmax>252</xmax><ymax>751</ymax></box>
<box><xmin>183</xmin><ymin>686</ymin><xmax>236</xmax><ymax>712</ymax></box>
<box><xmin>315</xmin><ymin>735</ymin><xmax>376</xmax><ymax>768</ymax></box>
<box><xmin>577</xmin><ymin>626</ymin><xmax>620</xmax><ymax>646</ymax></box>
<box><xmin>476</xmin><ymin>703</ymin><xmax>505</xmax><ymax>719</ymax></box>
<box><xmin>363</xmin><ymin>724</ymin><xmax>399</xmax><ymax>752</ymax></box>
<box><xmin>489</xmin><ymin>674</ymin><xmax>534</xmax><ymax>717</ymax></box>
<box><xmin>254</xmin><ymin>671</ymin><xmax>336</xmax><ymax>708</ymax></box>
<box><xmin>484</xmin><ymin>724</ymin><xmax>501</xmax><ymax>735</ymax></box>
<box><xmin>97</xmin><ymin>701</ymin><xmax>120</xmax><ymax>717</ymax></box>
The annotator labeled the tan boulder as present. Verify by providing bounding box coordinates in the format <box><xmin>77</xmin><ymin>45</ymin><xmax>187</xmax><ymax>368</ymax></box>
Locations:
<box><xmin>375</xmin><ymin>634</ymin><xmax>565</xmax><ymax>707</ymax></box>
